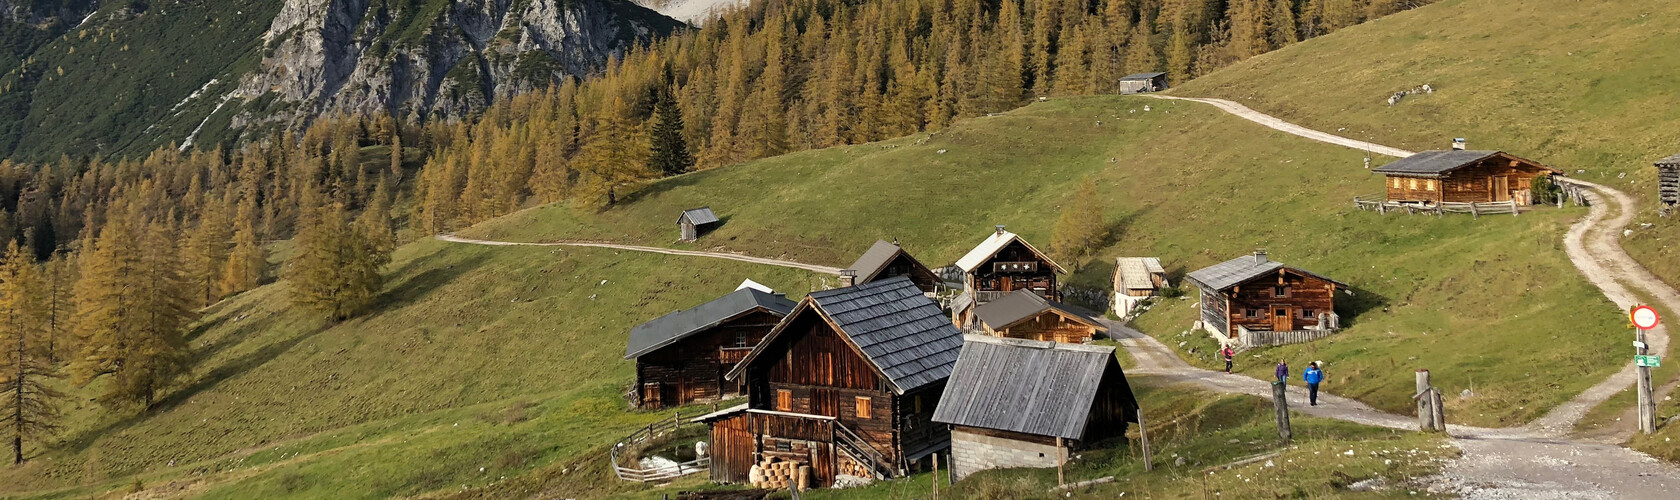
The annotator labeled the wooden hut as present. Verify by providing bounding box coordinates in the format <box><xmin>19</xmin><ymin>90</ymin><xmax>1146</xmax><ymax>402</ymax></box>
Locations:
<box><xmin>843</xmin><ymin>239</ymin><xmax>942</xmax><ymax>294</ymax></box>
<box><xmin>951</xmin><ymin>226</ymin><xmax>1066</xmax><ymax>330</ymax></box>
<box><xmin>972</xmin><ymin>289</ymin><xmax>1107</xmax><ymax>344</ymax></box>
<box><xmin>679</xmin><ymin>207</ymin><xmax>721</xmax><ymax>242</ymax></box>
<box><xmin>1372</xmin><ymin>147</ymin><xmax>1562</xmax><ymax>206</ymax></box>
<box><xmin>701</xmin><ymin>277</ymin><xmax>963</xmax><ymax>488</ymax></box>
<box><xmin>933</xmin><ymin>335</ymin><xmax>1138</xmax><ymax>481</ymax></box>
<box><xmin>1186</xmin><ymin>251</ymin><xmax>1347</xmax><ymax>341</ymax></box>
<box><xmin>1118</xmin><ymin>72</ymin><xmax>1169</xmax><ymax>94</ymax></box>
<box><xmin>1112</xmin><ymin>257</ymin><xmax>1166</xmax><ymax>316</ymax></box>
<box><xmin>625</xmin><ymin>288</ymin><xmax>796</xmax><ymax>408</ymax></box>
<box><xmin>1657</xmin><ymin>153</ymin><xmax>1680</xmax><ymax>216</ymax></box>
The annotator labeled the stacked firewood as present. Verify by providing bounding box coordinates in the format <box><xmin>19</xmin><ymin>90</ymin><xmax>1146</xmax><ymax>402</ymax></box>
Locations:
<box><xmin>747</xmin><ymin>458</ymin><xmax>811</xmax><ymax>490</ymax></box>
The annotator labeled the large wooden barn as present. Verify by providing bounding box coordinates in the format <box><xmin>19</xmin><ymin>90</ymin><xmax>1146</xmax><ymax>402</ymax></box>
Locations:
<box><xmin>843</xmin><ymin>239</ymin><xmax>941</xmax><ymax>294</ymax></box>
<box><xmin>1373</xmin><ymin>148</ymin><xmax>1562</xmax><ymax>205</ymax></box>
<box><xmin>933</xmin><ymin>335</ymin><xmax>1138</xmax><ymax>481</ymax></box>
<box><xmin>972</xmin><ymin>289</ymin><xmax>1107</xmax><ymax>344</ymax></box>
<box><xmin>951</xmin><ymin>226</ymin><xmax>1067</xmax><ymax>329</ymax></box>
<box><xmin>624</xmin><ymin>288</ymin><xmax>796</xmax><ymax>409</ymax></box>
<box><xmin>1186</xmin><ymin>251</ymin><xmax>1347</xmax><ymax>340</ymax></box>
<box><xmin>701</xmin><ymin>276</ymin><xmax>964</xmax><ymax>488</ymax></box>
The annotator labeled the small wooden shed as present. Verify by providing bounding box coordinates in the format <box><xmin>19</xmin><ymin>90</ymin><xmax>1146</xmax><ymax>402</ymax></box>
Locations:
<box><xmin>933</xmin><ymin>335</ymin><xmax>1138</xmax><ymax>482</ymax></box>
<box><xmin>1112</xmin><ymin>257</ymin><xmax>1166</xmax><ymax>316</ymax></box>
<box><xmin>1186</xmin><ymin>251</ymin><xmax>1347</xmax><ymax>340</ymax></box>
<box><xmin>843</xmin><ymin>239</ymin><xmax>941</xmax><ymax>294</ymax></box>
<box><xmin>1119</xmin><ymin>72</ymin><xmax>1169</xmax><ymax>94</ymax></box>
<box><xmin>678</xmin><ymin>207</ymin><xmax>721</xmax><ymax>242</ymax></box>
<box><xmin>625</xmin><ymin>288</ymin><xmax>795</xmax><ymax>408</ymax></box>
<box><xmin>1657</xmin><ymin>153</ymin><xmax>1680</xmax><ymax>216</ymax></box>
<box><xmin>972</xmin><ymin>289</ymin><xmax>1107</xmax><ymax>344</ymax></box>
<box><xmin>1372</xmin><ymin>149</ymin><xmax>1562</xmax><ymax>205</ymax></box>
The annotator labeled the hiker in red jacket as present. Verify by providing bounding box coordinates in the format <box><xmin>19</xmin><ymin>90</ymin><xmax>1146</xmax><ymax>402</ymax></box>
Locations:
<box><xmin>1220</xmin><ymin>345</ymin><xmax>1235</xmax><ymax>373</ymax></box>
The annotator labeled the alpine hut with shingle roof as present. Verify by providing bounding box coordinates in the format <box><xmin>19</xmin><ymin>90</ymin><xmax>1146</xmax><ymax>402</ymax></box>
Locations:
<box><xmin>700</xmin><ymin>276</ymin><xmax>964</xmax><ymax>487</ymax></box>
<box><xmin>972</xmin><ymin>289</ymin><xmax>1108</xmax><ymax>344</ymax></box>
<box><xmin>625</xmin><ymin>288</ymin><xmax>796</xmax><ymax>408</ymax></box>
<box><xmin>1112</xmin><ymin>257</ymin><xmax>1166</xmax><ymax>316</ymax></box>
<box><xmin>842</xmin><ymin>239</ymin><xmax>941</xmax><ymax>294</ymax></box>
<box><xmin>678</xmin><ymin>207</ymin><xmax>721</xmax><ymax>242</ymax></box>
<box><xmin>951</xmin><ymin>226</ymin><xmax>1066</xmax><ymax>330</ymax></box>
<box><xmin>1186</xmin><ymin>251</ymin><xmax>1347</xmax><ymax>340</ymax></box>
<box><xmin>1372</xmin><ymin>144</ymin><xmax>1561</xmax><ymax>206</ymax></box>
<box><xmin>933</xmin><ymin>335</ymin><xmax>1139</xmax><ymax>481</ymax></box>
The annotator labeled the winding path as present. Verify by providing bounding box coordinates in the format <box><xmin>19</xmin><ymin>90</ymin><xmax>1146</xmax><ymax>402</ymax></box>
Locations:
<box><xmin>1143</xmin><ymin>94</ymin><xmax>1680</xmax><ymax>499</ymax></box>
<box><xmin>434</xmin><ymin>234</ymin><xmax>845</xmax><ymax>275</ymax></box>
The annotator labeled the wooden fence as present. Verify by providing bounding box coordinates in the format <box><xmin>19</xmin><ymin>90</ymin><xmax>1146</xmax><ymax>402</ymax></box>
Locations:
<box><xmin>1353</xmin><ymin>195</ymin><xmax>1520</xmax><ymax>218</ymax></box>
<box><xmin>1237</xmin><ymin>326</ymin><xmax>1340</xmax><ymax>349</ymax></box>
<box><xmin>611</xmin><ymin>410</ymin><xmax>712</xmax><ymax>482</ymax></box>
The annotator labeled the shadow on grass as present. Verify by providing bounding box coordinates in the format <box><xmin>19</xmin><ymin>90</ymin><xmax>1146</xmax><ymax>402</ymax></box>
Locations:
<box><xmin>376</xmin><ymin>251</ymin><xmax>491</xmax><ymax>312</ymax></box>
<box><xmin>614</xmin><ymin>168</ymin><xmax>719</xmax><ymax>208</ymax></box>
<box><xmin>1335</xmin><ymin>284</ymin><xmax>1388</xmax><ymax>328</ymax></box>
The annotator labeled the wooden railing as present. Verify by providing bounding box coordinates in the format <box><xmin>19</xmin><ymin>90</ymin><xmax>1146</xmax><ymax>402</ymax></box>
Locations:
<box><xmin>1354</xmin><ymin>195</ymin><xmax>1519</xmax><ymax>217</ymax></box>
<box><xmin>832</xmin><ymin>421</ymin><xmax>894</xmax><ymax>480</ymax></box>
<box><xmin>611</xmin><ymin>410</ymin><xmax>712</xmax><ymax>482</ymax></box>
<box><xmin>1236</xmin><ymin>326</ymin><xmax>1340</xmax><ymax>349</ymax></box>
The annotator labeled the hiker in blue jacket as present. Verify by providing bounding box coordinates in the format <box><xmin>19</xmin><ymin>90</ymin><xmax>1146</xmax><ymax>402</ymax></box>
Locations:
<box><xmin>1304</xmin><ymin>362</ymin><xmax>1325</xmax><ymax>406</ymax></box>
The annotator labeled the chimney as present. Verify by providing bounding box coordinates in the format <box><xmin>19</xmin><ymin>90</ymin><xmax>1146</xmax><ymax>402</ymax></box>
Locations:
<box><xmin>1254</xmin><ymin>249</ymin><xmax>1268</xmax><ymax>264</ymax></box>
<box><xmin>839</xmin><ymin>269</ymin><xmax>857</xmax><ymax>288</ymax></box>
<box><xmin>995</xmin><ymin>225</ymin><xmax>1007</xmax><ymax>236</ymax></box>
<box><xmin>1452</xmin><ymin>138</ymin><xmax>1466</xmax><ymax>150</ymax></box>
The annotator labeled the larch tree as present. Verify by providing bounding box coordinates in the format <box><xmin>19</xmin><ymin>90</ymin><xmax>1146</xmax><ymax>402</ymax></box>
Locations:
<box><xmin>42</xmin><ymin>252</ymin><xmax>73</xmax><ymax>364</ymax></box>
<box><xmin>70</xmin><ymin>207</ymin><xmax>193</xmax><ymax>407</ymax></box>
<box><xmin>1050</xmin><ymin>176</ymin><xmax>1108</xmax><ymax>271</ymax></box>
<box><xmin>219</xmin><ymin>196</ymin><xmax>266</xmax><ymax>297</ymax></box>
<box><xmin>0</xmin><ymin>240</ymin><xmax>61</xmax><ymax>464</ymax></box>
<box><xmin>286</xmin><ymin>189</ymin><xmax>390</xmax><ymax>321</ymax></box>
<box><xmin>184</xmin><ymin>201</ymin><xmax>233</xmax><ymax>308</ymax></box>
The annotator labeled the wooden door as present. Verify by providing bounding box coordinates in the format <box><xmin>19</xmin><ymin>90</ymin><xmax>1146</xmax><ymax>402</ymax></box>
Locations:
<box><xmin>642</xmin><ymin>383</ymin><xmax>662</xmax><ymax>408</ymax></box>
<box><xmin>662</xmin><ymin>383</ymin><xmax>680</xmax><ymax>408</ymax></box>
<box><xmin>1000</xmin><ymin>276</ymin><xmax>1015</xmax><ymax>292</ymax></box>
<box><xmin>1492</xmin><ymin>176</ymin><xmax>1511</xmax><ymax>201</ymax></box>
<box><xmin>1272</xmin><ymin>307</ymin><xmax>1292</xmax><ymax>331</ymax></box>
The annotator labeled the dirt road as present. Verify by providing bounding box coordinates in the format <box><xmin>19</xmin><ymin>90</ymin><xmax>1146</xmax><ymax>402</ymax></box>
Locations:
<box><xmin>434</xmin><ymin>234</ymin><xmax>845</xmax><ymax>275</ymax></box>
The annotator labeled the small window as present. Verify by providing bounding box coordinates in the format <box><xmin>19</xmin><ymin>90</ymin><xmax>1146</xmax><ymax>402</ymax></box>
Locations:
<box><xmin>1426</xmin><ymin>180</ymin><xmax>1437</xmax><ymax>192</ymax></box>
<box><xmin>1409</xmin><ymin>178</ymin><xmax>1419</xmax><ymax>190</ymax></box>
<box><xmin>1391</xmin><ymin>178</ymin><xmax>1401</xmax><ymax>188</ymax></box>
<box><xmin>775</xmin><ymin>440</ymin><xmax>792</xmax><ymax>451</ymax></box>
<box><xmin>734</xmin><ymin>331</ymin><xmax>748</xmax><ymax>348</ymax></box>
<box><xmin>1246</xmin><ymin>309</ymin><xmax>1260</xmax><ymax>318</ymax></box>
<box><xmin>856</xmin><ymin>397</ymin><xmax>873</xmax><ymax>419</ymax></box>
<box><xmin>776</xmin><ymin>389</ymin><xmax>792</xmax><ymax>411</ymax></box>
<box><xmin>1301</xmin><ymin>309</ymin><xmax>1315</xmax><ymax>319</ymax></box>
<box><xmin>1274</xmin><ymin>286</ymin><xmax>1289</xmax><ymax>298</ymax></box>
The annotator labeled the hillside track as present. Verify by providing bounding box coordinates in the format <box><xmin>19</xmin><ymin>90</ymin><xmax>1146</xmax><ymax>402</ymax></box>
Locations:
<box><xmin>1139</xmin><ymin>95</ymin><xmax>1680</xmax><ymax>498</ymax></box>
<box><xmin>434</xmin><ymin>234</ymin><xmax>845</xmax><ymax>275</ymax></box>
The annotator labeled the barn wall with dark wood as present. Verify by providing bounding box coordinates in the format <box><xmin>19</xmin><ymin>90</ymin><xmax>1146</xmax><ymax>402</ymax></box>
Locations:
<box><xmin>1083</xmin><ymin>363</ymin><xmax>1136</xmax><ymax>443</ymax></box>
<box><xmin>969</xmin><ymin>241</ymin><xmax>1059</xmax><ymax>301</ymax></box>
<box><xmin>894</xmin><ymin>382</ymin><xmax>949</xmax><ymax>469</ymax></box>
<box><xmin>995</xmin><ymin>313</ymin><xmax>1099</xmax><ymax>344</ymax></box>
<box><xmin>635</xmin><ymin>310</ymin><xmax>783</xmax><ymax>408</ymax></box>
<box><xmin>875</xmin><ymin>254</ymin><xmax>941</xmax><ymax>294</ymax></box>
<box><xmin>1222</xmin><ymin>271</ymin><xmax>1337</xmax><ymax>337</ymax></box>
<box><xmin>1198</xmin><ymin>286</ymin><xmax>1229</xmax><ymax>335</ymax></box>
<box><xmin>746</xmin><ymin>313</ymin><xmax>901</xmax><ymax>465</ymax></box>
<box><xmin>707</xmin><ymin>412</ymin><xmax>838</xmax><ymax>486</ymax></box>
<box><xmin>710</xmin><ymin>413</ymin><xmax>757</xmax><ymax>484</ymax></box>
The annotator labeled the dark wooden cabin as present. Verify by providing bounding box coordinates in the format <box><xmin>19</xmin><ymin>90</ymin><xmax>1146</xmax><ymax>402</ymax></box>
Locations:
<box><xmin>843</xmin><ymin>240</ymin><xmax>942</xmax><ymax>294</ymax></box>
<box><xmin>1657</xmin><ymin>153</ymin><xmax>1680</xmax><ymax>216</ymax></box>
<box><xmin>1186</xmin><ymin>251</ymin><xmax>1347</xmax><ymax>339</ymax></box>
<box><xmin>1118</xmin><ymin>72</ymin><xmax>1169</xmax><ymax>94</ymax></box>
<box><xmin>933</xmin><ymin>335</ymin><xmax>1139</xmax><ymax>481</ymax></box>
<box><xmin>1373</xmin><ymin>148</ymin><xmax>1562</xmax><ymax>205</ymax></box>
<box><xmin>972</xmin><ymin>289</ymin><xmax>1107</xmax><ymax>344</ymax></box>
<box><xmin>952</xmin><ymin>226</ymin><xmax>1066</xmax><ymax>329</ymax></box>
<box><xmin>679</xmin><ymin>207</ymin><xmax>721</xmax><ymax>242</ymax></box>
<box><xmin>625</xmin><ymin>288</ymin><xmax>796</xmax><ymax>408</ymax></box>
<box><xmin>701</xmin><ymin>277</ymin><xmax>963</xmax><ymax>488</ymax></box>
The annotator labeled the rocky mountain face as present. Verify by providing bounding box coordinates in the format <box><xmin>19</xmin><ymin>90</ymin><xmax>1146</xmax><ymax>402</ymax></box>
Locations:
<box><xmin>234</xmin><ymin>0</ymin><xmax>683</xmax><ymax>131</ymax></box>
<box><xmin>630</xmin><ymin>0</ymin><xmax>745</xmax><ymax>24</ymax></box>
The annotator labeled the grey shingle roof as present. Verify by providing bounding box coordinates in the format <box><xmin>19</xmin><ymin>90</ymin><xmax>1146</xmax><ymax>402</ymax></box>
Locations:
<box><xmin>1658</xmin><ymin>153</ymin><xmax>1680</xmax><ymax>167</ymax></box>
<box><xmin>973</xmin><ymin>289</ymin><xmax>1106</xmax><ymax>332</ymax></box>
<box><xmin>846</xmin><ymin>240</ymin><xmax>909</xmax><ymax>282</ymax></box>
<box><xmin>933</xmin><ymin>335</ymin><xmax>1136</xmax><ymax>440</ymax></box>
<box><xmin>809</xmin><ymin>276</ymin><xmax>964</xmax><ymax>393</ymax></box>
<box><xmin>1120</xmin><ymin>72</ymin><xmax>1167</xmax><ymax>81</ymax></box>
<box><xmin>1185</xmin><ymin>254</ymin><xmax>1347</xmax><ymax>292</ymax></box>
<box><xmin>1372</xmin><ymin>150</ymin><xmax>1501</xmax><ymax>176</ymax></box>
<box><xmin>679</xmin><ymin>207</ymin><xmax>720</xmax><ymax>225</ymax></box>
<box><xmin>624</xmin><ymin>288</ymin><xmax>796</xmax><ymax>359</ymax></box>
<box><xmin>1114</xmin><ymin>257</ymin><xmax>1164</xmax><ymax>291</ymax></box>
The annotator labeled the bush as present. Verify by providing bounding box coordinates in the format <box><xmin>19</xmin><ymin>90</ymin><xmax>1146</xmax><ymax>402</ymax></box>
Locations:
<box><xmin>1531</xmin><ymin>175</ymin><xmax>1564</xmax><ymax>205</ymax></box>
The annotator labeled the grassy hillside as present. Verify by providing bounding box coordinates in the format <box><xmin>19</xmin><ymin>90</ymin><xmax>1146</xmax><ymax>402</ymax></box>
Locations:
<box><xmin>1169</xmin><ymin>0</ymin><xmax>1680</xmax><ymax>287</ymax></box>
<box><xmin>0</xmin><ymin>239</ymin><xmax>819</xmax><ymax>498</ymax></box>
<box><xmin>462</xmin><ymin>95</ymin><xmax>1624</xmax><ymax>427</ymax></box>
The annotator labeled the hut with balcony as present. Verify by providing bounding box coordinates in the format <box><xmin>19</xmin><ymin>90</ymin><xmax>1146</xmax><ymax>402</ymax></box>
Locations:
<box><xmin>624</xmin><ymin>287</ymin><xmax>795</xmax><ymax>408</ymax></box>
<box><xmin>842</xmin><ymin>239</ymin><xmax>941</xmax><ymax>294</ymax></box>
<box><xmin>933</xmin><ymin>335</ymin><xmax>1138</xmax><ymax>481</ymax></box>
<box><xmin>699</xmin><ymin>276</ymin><xmax>963</xmax><ymax>488</ymax></box>
<box><xmin>972</xmin><ymin>289</ymin><xmax>1107</xmax><ymax>343</ymax></box>
<box><xmin>1372</xmin><ymin>143</ymin><xmax>1562</xmax><ymax>206</ymax></box>
<box><xmin>951</xmin><ymin>226</ymin><xmax>1066</xmax><ymax>330</ymax></box>
<box><xmin>1186</xmin><ymin>251</ymin><xmax>1347</xmax><ymax>344</ymax></box>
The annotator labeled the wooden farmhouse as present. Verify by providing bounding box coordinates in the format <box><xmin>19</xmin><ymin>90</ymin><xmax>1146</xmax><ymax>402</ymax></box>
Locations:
<box><xmin>972</xmin><ymin>289</ymin><xmax>1108</xmax><ymax>344</ymax></box>
<box><xmin>842</xmin><ymin>239</ymin><xmax>942</xmax><ymax>294</ymax></box>
<box><xmin>678</xmin><ymin>207</ymin><xmax>721</xmax><ymax>242</ymax></box>
<box><xmin>1657</xmin><ymin>153</ymin><xmax>1680</xmax><ymax>216</ymax></box>
<box><xmin>1373</xmin><ymin>148</ymin><xmax>1562</xmax><ymax>206</ymax></box>
<box><xmin>932</xmin><ymin>335</ymin><xmax>1138</xmax><ymax>481</ymax></box>
<box><xmin>699</xmin><ymin>276</ymin><xmax>964</xmax><ymax>488</ymax></box>
<box><xmin>624</xmin><ymin>288</ymin><xmax>796</xmax><ymax>409</ymax></box>
<box><xmin>1112</xmin><ymin>257</ymin><xmax>1167</xmax><ymax>317</ymax></box>
<box><xmin>1118</xmin><ymin>72</ymin><xmax>1169</xmax><ymax>94</ymax></box>
<box><xmin>1186</xmin><ymin>251</ymin><xmax>1347</xmax><ymax>341</ymax></box>
<box><xmin>951</xmin><ymin>226</ymin><xmax>1067</xmax><ymax>330</ymax></box>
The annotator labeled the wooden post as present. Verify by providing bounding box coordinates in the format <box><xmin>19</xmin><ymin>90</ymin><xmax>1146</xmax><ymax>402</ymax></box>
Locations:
<box><xmin>932</xmin><ymin>452</ymin><xmax>939</xmax><ymax>500</ymax></box>
<box><xmin>1637</xmin><ymin>326</ymin><xmax>1657</xmax><ymax>434</ymax></box>
<box><xmin>1138</xmin><ymin>413</ymin><xmax>1153</xmax><ymax>472</ymax></box>
<box><xmin>1430</xmin><ymin>388</ymin><xmax>1446</xmax><ymax>431</ymax></box>
<box><xmin>1470</xmin><ymin>202</ymin><xmax>1479</xmax><ymax>218</ymax></box>
<box><xmin>1272</xmin><ymin>381</ymin><xmax>1292</xmax><ymax>443</ymax></box>
<box><xmin>1416</xmin><ymin>370</ymin><xmax>1434</xmax><ymax>432</ymax></box>
<box><xmin>1056</xmin><ymin>437</ymin><xmax>1066</xmax><ymax>488</ymax></box>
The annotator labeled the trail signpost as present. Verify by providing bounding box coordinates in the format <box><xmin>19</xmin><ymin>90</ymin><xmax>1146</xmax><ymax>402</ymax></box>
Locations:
<box><xmin>1631</xmin><ymin>305</ymin><xmax>1660</xmax><ymax>434</ymax></box>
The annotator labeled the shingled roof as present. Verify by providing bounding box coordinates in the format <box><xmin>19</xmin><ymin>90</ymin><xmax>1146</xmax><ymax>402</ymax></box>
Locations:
<box><xmin>1120</xmin><ymin>72</ymin><xmax>1167</xmax><ymax>81</ymax></box>
<box><xmin>726</xmin><ymin>276</ymin><xmax>963</xmax><ymax>394</ymax></box>
<box><xmin>973</xmin><ymin>289</ymin><xmax>1106</xmax><ymax>332</ymax></box>
<box><xmin>1114</xmin><ymin>257</ymin><xmax>1164</xmax><ymax>291</ymax></box>
<box><xmin>845</xmin><ymin>240</ymin><xmax>928</xmax><ymax>283</ymax></box>
<box><xmin>933</xmin><ymin>335</ymin><xmax>1137</xmax><ymax>440</ymax></box>
<box><xmin>1373</xmin><ymin>150</ymin><xmax>1560</xmax><ymax>178</ymax></box>
<box><xmin>678</xmin><ymin>207</ymin><xmax>720</xmax><ymax>225</ymax></box>
<box><xmin>955</xmin><ymin>229</ymin><xmax>1066</xmax><ymax>274</ymax></box>
<box><xmin>624</xmin><ymin>288</ymin><xmax>796</xmax><ymax>359</ymax></box>
<box><xmin>1657</xmin><ymin>153</ymin><xmax>1680</xmax><ymax>167</ymax></box>
<box><xmin>1185</xmin><ymin>253</ymin><xmax>1347</xmax><ymax>292</ymax></box>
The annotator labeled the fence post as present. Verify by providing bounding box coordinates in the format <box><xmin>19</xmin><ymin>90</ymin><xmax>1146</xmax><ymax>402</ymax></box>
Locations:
<box><xmin>1272</xmin><ymin>381</ymin><xmax>1292</xmax><ymax>443</ymax></box>
<box><xmin>1430</xmin><ymin>388</ymin><xmax>1446</xmax><ymax>431</ymax></box>
<box><xmin>1469</xmin><ymin>202</ymin><xmax>1479</xmax><ymax>218</ymax></box>
<box><xmin>1416</xmin><ymin>370</ymin><xmax>1435</xmax><ymax>431</ymax></box>
<box><xmin>1510</xmin><ymin>200</ymin><xmax>1519</xmax><ymax>216</ymax></box>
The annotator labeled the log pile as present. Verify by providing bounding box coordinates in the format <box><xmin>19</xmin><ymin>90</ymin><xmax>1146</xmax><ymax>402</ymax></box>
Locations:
<box><xmin>747</xmin><ymin>458</ymin><xmax>811</xmax><ymax>490</ymax></box>
<box><xmin>838</xmin><ymin>456</ymin><xmax>872</xmax><ymax>478</ymax></box>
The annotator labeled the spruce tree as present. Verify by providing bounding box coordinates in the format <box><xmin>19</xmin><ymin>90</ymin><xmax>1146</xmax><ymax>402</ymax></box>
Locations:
<box><xmin>648</xmin><ymin>84</ymin><xmax>694</xmax><ymax>176</ymax></box>
<box><xmin>0</xmin><ymin>240</ymin><xmax>61</xmax><ymax>464</ymax></box>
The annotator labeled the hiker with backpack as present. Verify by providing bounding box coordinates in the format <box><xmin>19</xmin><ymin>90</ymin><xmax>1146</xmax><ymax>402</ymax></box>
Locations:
<box><xmin>1220</xmin><ymin>345</ymin><xmax>1235</xmax><ymax>373</ymax></box>
<box><xmin>1304</xmin><ymin>362</ymin><xmax>1325</xmax><ymax>406</ymax></box>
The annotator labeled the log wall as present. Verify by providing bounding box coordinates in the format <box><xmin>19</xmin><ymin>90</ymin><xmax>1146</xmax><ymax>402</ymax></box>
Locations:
<box><xmin>636</xmin><ymin>310</ymin><xmax>782</xmax><ymax>408</ymax></box>
<box><xmin>1222</xmin><ymin>271</ymin><xmax>1337</xmax><ymax>338</ymax></box>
